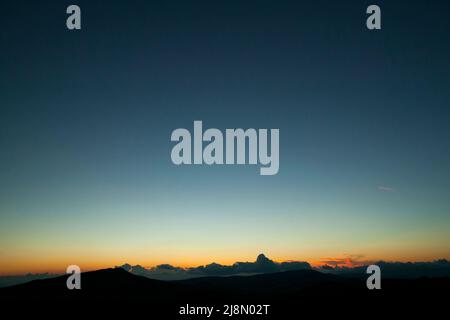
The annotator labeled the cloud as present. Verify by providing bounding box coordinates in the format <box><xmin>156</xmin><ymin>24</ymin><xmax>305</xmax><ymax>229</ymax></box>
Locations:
<box><xmin>319</xmin><ymin>254</ymin><xmax>369</xmax><ymax>268</ymax></box>
<box><xmin>319</xmin><ymin>259</ymin><xmax>450</xmax><ymax>278</ymax></box>
<box><xmin>119</xmin><ymin>254</ymin><xmax>450</xmax><ymax>281</ymax></box>
<box><xmin>116</xmin><ymin>254</ymin><xmax>311</xmax><ymax>280</ymax></box>
<box><xmin>378</xmin><ymin>186</ymin><xmax>395</xmax><ymax>192</ymax></box>
<box><xmin>2</xmin><ymin>256</ymin><xmax>450</xmax><ymax>287</ymax></box>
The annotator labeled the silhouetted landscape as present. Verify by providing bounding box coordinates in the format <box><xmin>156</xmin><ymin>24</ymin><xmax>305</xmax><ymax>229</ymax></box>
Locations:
<box><xmin>1</xmin><ymin>262</ymin><xmax>449</xmax><ymax>317</ymax></box>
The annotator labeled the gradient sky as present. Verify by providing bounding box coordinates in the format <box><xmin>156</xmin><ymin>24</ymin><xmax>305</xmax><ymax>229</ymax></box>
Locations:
<box><xmin>1</xmin><ymin>0</ymin><xmax>450</xmax><ymax>274</ymax></box>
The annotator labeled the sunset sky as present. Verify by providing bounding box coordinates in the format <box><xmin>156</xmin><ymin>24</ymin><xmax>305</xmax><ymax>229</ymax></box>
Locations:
<box><xmin>1</xmin><ymin>0</ymin><xmax>450</xmax><ymax>275</ymax></box>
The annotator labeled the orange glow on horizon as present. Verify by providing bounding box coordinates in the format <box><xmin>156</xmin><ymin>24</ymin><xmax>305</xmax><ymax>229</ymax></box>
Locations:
<box><xmin>1</xmin><ymin>251</ymin><xmax>449</xmax><ymax>276</ymax></box>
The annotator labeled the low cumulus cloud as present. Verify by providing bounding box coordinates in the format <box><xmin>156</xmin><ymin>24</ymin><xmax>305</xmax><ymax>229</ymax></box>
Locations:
<box><xmin>117</xmin><ymin>254</ymin><xmax>311</xmax><ymax>280</ymax></box>
<box><xmin>121</xmin><ymin>254</ymin><xmax>450</xmax><ymax>281</ymax></box>
<box><xmin>317</xmin><ymin>258</ymin><xmax>450</xmax><ymax>279</ymax></box>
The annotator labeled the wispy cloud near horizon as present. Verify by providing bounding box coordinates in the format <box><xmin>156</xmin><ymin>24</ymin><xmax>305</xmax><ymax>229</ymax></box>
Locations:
<box><xmin>319</xmin><ymin>254</ymin><xmax>372</xmax><ymax>267</ymax></box>
<box><xmin>377</xmin><ymin>186</ymin><xmax>395</xmax><ymax>192</ymax></box>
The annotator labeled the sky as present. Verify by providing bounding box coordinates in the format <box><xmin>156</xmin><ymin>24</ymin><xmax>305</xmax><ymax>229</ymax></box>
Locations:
<box><xmin>1</xmin><ymin>0</ymin><xmax>450</xmax><ymax>275</ymax></box>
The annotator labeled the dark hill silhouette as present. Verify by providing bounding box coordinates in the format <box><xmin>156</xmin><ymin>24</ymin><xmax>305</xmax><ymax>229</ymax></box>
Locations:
<box><xmin>1</xmin><ymin>268</ymin><xmax>189</xmax><ymax>300</ymax></box>
<box><xmin>176</xmin><ymin>269</ymin><xmax>362</xmax><ymax>299</ymax></box>
<box><xmin>1</xmin><ymin>268</ymin><xmax>356</xmax><ymax>300</ymax></box>
<box><xmin>1</xmin><ymin>267</ymin><xmax>449</xmax><ymax>317</ymax></box>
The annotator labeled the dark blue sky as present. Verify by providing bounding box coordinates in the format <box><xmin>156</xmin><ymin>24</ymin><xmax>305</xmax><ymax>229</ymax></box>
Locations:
<box><xmin>1</xmin><ymin>0</ymin><xmax>449</xmax><ymax>272</ymax></box>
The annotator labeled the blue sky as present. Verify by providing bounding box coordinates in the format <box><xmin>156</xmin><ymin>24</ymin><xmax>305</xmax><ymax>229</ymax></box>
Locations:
<box><xmin>1</xmin><ymin>0</ymin><xmax>449</xmax><ymax>273</ymax></box>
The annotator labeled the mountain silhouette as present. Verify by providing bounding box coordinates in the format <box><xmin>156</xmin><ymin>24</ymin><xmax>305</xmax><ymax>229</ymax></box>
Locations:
<box><xmin>1</xmin><ymin>268</ymin><xmax>194</xmax><ymax>301</ymax></box>
<box><xmin>176</xmin><ymin>268</ymin><xmax>359</xmax><ymax>298</ymax></box>
<box><xmin>1</xmin><ymin>267</ymin><xmax>350</xmax><ymax>300</ymax></box>
<box><xmin>1</xmin><ymin>266</ymin><xmax>449</xmax><ymax>317</ymax></box>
